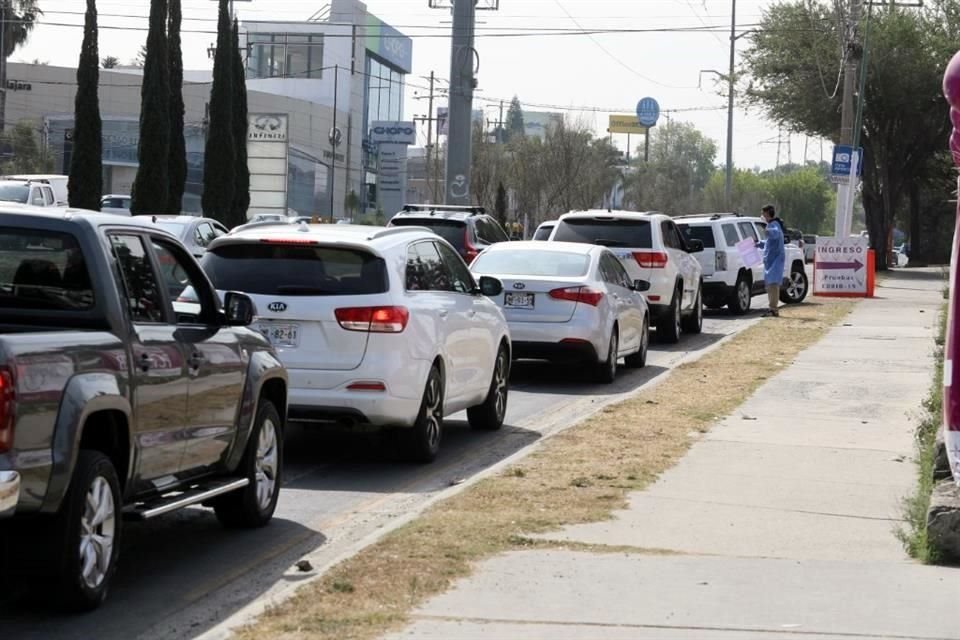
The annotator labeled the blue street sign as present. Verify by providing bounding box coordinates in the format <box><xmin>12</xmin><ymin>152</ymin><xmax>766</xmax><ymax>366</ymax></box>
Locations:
<box><xmin>831</xmin><ymin>145</ymin><xmax>863</xmax><ymax>182</ymax></box>
<box><xmin>636</xmin><ymin>97</ymin><xmax>660</xmax><ymax>128</ymax></box>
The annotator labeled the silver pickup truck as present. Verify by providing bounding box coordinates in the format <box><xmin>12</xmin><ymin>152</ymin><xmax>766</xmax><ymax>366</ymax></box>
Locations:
<box><xmin>0</xmin><ymin>208</ymin><xmax>287</xmax><ymax>610</ymax></box>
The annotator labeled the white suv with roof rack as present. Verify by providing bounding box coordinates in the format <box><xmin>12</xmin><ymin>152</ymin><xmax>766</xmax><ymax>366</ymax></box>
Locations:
<box><xmin>195</xmin><ymin>222</ymin><xmax>512</xmax><ymax>463</ymax></box>
<box><xmin>548</xmin><ymin>210</ymin><xmax>704</xmax><ymax>343</ymax></box>
<box><xmin>675</xmin><ymin>213</ymin><xmax>808</xmax><ymax>314</ymax></box>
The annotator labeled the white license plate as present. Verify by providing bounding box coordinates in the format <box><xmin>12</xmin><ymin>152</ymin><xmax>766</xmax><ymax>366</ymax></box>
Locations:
<box><xmin>504</xmin><ymin>293</ymin><xmax>535</xmax><ymax>309</ymax></box>
<box><xmin>258</xmin><ymin>323</ymin><xmax>300</xmax><ymax>347</ymax></box>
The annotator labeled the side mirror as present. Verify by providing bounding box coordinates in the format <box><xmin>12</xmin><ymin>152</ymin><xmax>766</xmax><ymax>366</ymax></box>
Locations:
<box><xmin>633</xmin><ymin>279</ymin><xmax>651</xmax><ymax>292</ymax></box>
<box><xmin>222</xmin><ymin>291</ymin><xmax>255</xmax><ymax>326</ymax></box>
<box><xmin>686</xmin><ymin>239</ymin><xmax>705</xmax><ymax>253</ymax></box>
<box><xmin>478</xmin><ymin>275</ymin><xmax>503</xmax><ymax>297</ymax></box>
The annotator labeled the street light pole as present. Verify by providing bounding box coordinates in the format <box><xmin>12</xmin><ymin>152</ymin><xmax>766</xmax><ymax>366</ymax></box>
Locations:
<box><xmin>725</xmin><ymin>0</ymin><xmax>736</xmax><ymax>210</ymax></box>
<box><xmin>329</xmin><ymin>64</ymin><xmax>339</xmax><ymax>219</ymax></box>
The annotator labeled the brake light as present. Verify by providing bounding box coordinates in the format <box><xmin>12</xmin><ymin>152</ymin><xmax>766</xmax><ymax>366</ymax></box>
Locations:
<box><xmin>259</xmin><ymin>238</ymin><xmax>318</xmax><ymax>245</ymax></box>
<box><xmin>549</xmin><ymin>286</ymin><xmax>604</xmax><ymax>307</ymax></box>
<box><xmin>0</xmin><ymin>368</ymin><xmax>15</xmax><ymax>454</ymax></box>
<box><xmin>335</xmin><ymin>306</ymin><xmax>409</xmax><ymax>333</ymax></box>
<box><xmin>633</xmin><ymin>251</ymin><xmax>669</xmax><ymax>268</ymax></box>
<box><xmin>464</xmin><ymin>228</ymin><xmax>479</xmax><ymax>263</ymax></box>
<box><xmin>716</xmin><ymin>251</ymin><xmax>727</xmax><ymax>271</ymax></box>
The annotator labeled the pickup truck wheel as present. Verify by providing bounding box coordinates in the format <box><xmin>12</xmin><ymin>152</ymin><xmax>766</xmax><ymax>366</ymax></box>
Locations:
<box><xmin>404</xmin><ymin>366</ymin><xmax>444</xmax><ymax>464</ymax></box>
<box><xmin>214</xmin><ymin>400</ymin><xmax>282</xmax><ymax>529</ymax></box>
<box><xmin>780</xmin><ymin>267</ymin><xmax>809</xmax><ymax>304</ymax></box>
<box><xmin>52</xmin><ymin>451</ymin><xmax>121</xmax><ymax>611</ymax></box>
<box><xmin>728</xmin><ymin>275</ymin><xmax>751</xmax><ymax>315</ymax></box>
<box><xmin>468</xmin><ymin>345</ymin><xmax>510</xmax><ymax>431</ymax></box>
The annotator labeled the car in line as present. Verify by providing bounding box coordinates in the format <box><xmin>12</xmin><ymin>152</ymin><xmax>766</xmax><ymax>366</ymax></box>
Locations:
<box><xmin>138</xmin><ymin>214</ymin><xmax>229</xmax><ymax>260</ymax></box>
<box><xmin>470</xmin><ymin>241</ymin><xmax>650</xmax><ymax>383</ymax></box>
<box><xmin>2</xmin><ymin>174</ymin><xmax>68</xmax><ymax>206</ymax></box>
<box><xmin>532</xmin><ymin>220</ymin><xmax>556</xmax><ymax>241</ymax></box>
<box><xmin>0</xmin><ymin>178</ymin><xmax>58</xmax><ymax>208</ymax></box>
<box><xmin>802</xmin><ymin>234</ymin><xmax>817</xmax><ymax>262</ymax></box>
<box><xmin>548</xmin><ymin>210</ymin><xmax>704</xmax><ymax>344</ymax></box>
<box><xmin>0</xmin><ymin>208</ymin><xmax>286</xmax><ymax>610</ymax></box>
<box><xmin>676</xmin><ymin>213</ymin><xmax>808</xmax><ymax>314</ymax></box>
<box><xmin>194</xmin><ymin>223</ymin><xmax>512</xmax><ymax>463</ymax></box>
<box><xmin>100</xmin><ymin>194</ymin><xmax>132</xmax><ymax>215</ymax></box>
<box><xmin>388</xmin><ymin>204</ymin><xmax>511</xmax><ymax>263</ymax></box>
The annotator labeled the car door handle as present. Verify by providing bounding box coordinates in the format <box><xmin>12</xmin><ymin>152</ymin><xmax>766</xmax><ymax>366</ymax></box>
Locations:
<box><xmin>138</xmin><ymin>353</ymin><xmax>151</xmax><ymax>373</ymax></box>
<box><xmin>189</xmin><ymin>352</ymin><xmax>206</xmax><ymax>369</ymax></box>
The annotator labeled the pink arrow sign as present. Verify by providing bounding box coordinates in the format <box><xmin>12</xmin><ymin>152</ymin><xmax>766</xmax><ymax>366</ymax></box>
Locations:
<box><xmin>818</xmin><ymin>258</ymin><xmax>864</xmax><ymax>272</ymax></box>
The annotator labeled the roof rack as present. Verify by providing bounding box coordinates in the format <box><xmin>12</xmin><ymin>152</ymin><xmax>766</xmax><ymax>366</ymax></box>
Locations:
<box><xmin>673</xmin><ymin>212</ymin><xmax>742</xmax><ymax>221</ymax></box>
<box><xmin>401</xmin><ymin>204</ymin><xmax>486</xmax><ymax>216</ymax></box>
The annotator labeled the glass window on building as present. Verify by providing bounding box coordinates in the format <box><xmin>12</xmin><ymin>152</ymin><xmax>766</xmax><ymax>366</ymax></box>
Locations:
<box><xmin>248</xmin><ymin>33</ymin><xmax>324</xmax><ymax>80</ymax></box>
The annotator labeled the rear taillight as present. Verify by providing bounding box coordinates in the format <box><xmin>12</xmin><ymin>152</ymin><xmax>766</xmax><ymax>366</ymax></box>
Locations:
<box><xmin>335</xmin><ymin>306</ymin><xmax>409</xmax><ymax>333</ymax></box>
<box><xmin>0</xmin><ymin>368</ymin><xmax>15</xmax><ymax>454</ymax></box>
<box><xmin>633</xmin><ymin>251</ymin><xmax>669</xmax><ymax>268</ymax></box>
<box><xmin>716</xmin><ymin>251</ymin><xmax>727</xmax><ymax>271</ymax></box>
<box><xmin>549</xmin><ymin>286</ymin><xmax>604</xmax><ymax>307</ymax></box>
<box><xmin>464</xmin><ymin>228</ymin><xmax>479</xmax><ymax>263</ymax></box>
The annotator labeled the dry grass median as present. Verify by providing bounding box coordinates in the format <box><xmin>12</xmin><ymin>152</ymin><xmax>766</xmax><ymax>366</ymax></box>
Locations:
<box><xmin>236</xmin><ymin>297</ymin><xmax>855</xmax><ymax>640</ymax></box>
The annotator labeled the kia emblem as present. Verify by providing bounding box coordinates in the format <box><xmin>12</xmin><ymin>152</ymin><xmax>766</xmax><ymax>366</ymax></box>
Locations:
<box><xmin>513</xmin><ymin>282</ymin><xmax>526</xmax><ymax>290</ymax></box>
<box><xmin>267</xmin><ymin>302</ymin><xmax>287</xmax><ymax>313</ymax></box>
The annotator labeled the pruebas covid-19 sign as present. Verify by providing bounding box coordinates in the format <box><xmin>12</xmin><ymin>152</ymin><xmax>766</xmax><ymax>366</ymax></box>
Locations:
<box><xmin>813</xmin><ymin>236</ymin><xmax>869</xmax><ymax>296</ymax></box>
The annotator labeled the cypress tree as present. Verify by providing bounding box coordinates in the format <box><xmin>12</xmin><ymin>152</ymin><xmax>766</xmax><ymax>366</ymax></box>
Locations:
<box><xmin>201</xmin><ymin>0</ymin><xmax>235</xmax><ymax>225</ymax></box>
<box><xmin>167</xmin><ymin>0</ymin><xmax>186</xmax><ymax>214</ymax></box>
<box><xmin>130</xmin><ymin>0</ymin><xmax>170</xmax><ymax>214</ymax></box>
<box><xmin>67</xmin><ymin>0</ymin><xmax>102</xmax><ymax>210</ymax></box>
<box><xmin>231</xmin><ymin>18</ymin><xmax>250</xmax><ymax>222</ymax></box>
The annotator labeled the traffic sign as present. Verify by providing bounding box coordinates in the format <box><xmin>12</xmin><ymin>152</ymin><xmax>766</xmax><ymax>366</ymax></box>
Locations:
<box><xmin>830</xmin><ymin>145</ymin><xmax>862</xmax><ymax>184</ymax></box>
<box><xmin>636</xmin><ymin>97</ymin><xmax>660</xmax><ymax>128</ymax></box>
<box><xmin>813</xmin><ymin>236</ymin><xmax>869</xmax><ymax>295</ymax></box>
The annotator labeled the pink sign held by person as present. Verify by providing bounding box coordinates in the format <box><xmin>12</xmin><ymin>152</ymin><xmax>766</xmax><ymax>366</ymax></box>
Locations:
<box><xmin>942</xmin><ymin>49</ymin><xmax>960</xmax><ymax>486</ymax></box>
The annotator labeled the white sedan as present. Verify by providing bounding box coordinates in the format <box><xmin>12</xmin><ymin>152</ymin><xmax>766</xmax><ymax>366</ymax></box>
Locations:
<box><xmin>471</xmin><ymin>241</ymin><xmax>650</xmax><ymax>383</ymax></box>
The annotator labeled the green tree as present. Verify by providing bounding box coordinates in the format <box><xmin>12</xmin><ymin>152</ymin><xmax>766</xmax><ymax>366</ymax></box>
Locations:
<box><xmin>765</xmin><ymin>166</ymin><xmax>833</xmax><ymax>234</ymax></box>
<box><xmin>130</xmin><ymin>0</ymin><xmax>170</xmax><ymax>214</ymax></box>
<box><xmin>0</xmin><ymin>1</ymin><xmax>42</xmax><ymax>130</ymax></box>
<box><xmin>131</xmin><ymin>44</ymin><xmax>147</xmax><ymax>68</ymax></box>
<box><xmin>626</xmin><ymin>121</ymin><xmax>718</xmax><ymax>213</ymax></box>
<box><xmin>67</xmin><ymin>0</ymin><xmax>102</xmax><ymax>211</ymax></box>
<box><xmin>702</xmin><ymin>169</ymin><xmax>771</xmax><ymax>214</ymax></box>
<box><xmin>743</xmin><ymin>1</ymin><xmax>954</xmax><ymax>268</ymax></box>
<box><xmin>230</xmin><ymin>18</ymin><xmax>250</xmax><ymax>222</ymax></box>
<box><xmin>202</xmin><ymin>0</ymin><xmax>236</xmax><ymax>225</ymax></box>
<box><xmin>166</xmin><ymin>0</ymin><xmax>186</xmax><ymax>213</ymax></box>
<box><xmin>505</xmin><ymin>96</ymin><xmax>525</xmax><ymax>142</ymax></box>
<box><xmin>494</xmin><ymin>181</ymin><xmax>508</xmax><ymax>226</ymax></box>
<box><xmin>344</xmin><ymin>189</ymin><xmax>360</xmax><ymax>218</ymax></box>
<box><xmin>100</xmin><ymin>55</ymin><xmax>119</xmax><ymax>69</ymax></box>
<box><xmin>2</xmin><ymin>121</ymin><xmax>53</xmax><ymax>173</ymax></box>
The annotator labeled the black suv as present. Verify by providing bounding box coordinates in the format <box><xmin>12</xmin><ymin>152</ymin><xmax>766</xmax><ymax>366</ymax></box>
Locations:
<box><xmin>388</xmin><ymin>205</ymin><xmax>510</xmax><ymax>262</ymax></box>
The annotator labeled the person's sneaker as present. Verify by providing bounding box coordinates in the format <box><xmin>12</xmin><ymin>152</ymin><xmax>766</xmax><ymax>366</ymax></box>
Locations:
<box><xmin>762</xmin><ymin>309</ymin><xmax>780</xmax><ymax>317</ymax></box>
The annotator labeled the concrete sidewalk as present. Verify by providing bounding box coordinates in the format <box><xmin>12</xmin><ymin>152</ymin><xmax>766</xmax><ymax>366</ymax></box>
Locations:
<box><xmin>387</xmin><ymin>269</ymin><xmax>958</xmax><ymax>640</ymax></box>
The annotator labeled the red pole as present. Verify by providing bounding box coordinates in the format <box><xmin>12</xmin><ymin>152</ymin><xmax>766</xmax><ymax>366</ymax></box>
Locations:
<box><xmin>941</xmin><ymin>50</ymin><xmax>960</xmax><ymax>485</ymax></box>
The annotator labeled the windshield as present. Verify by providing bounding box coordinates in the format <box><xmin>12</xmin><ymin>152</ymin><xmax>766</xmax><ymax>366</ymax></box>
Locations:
<box><xmin>472</xmin><ymin>250</ymin><xmax>590</xmax><ymax>277</ymax></box>
<box><xmin>391</xmin><ymin>218</ymin><xmax>466</xmax><ymax>251</ymax></box>
<box><xmin>202</xmin><ymin>243</ymin><xmax>388</xmax><ymax>296</ymax></box>
<box><xmin>0</xmin><ymin>228</ymin><xmax>94</xmax><ymax>311</ymax></box>
<box><xmin>677</xmin><ymin>224</ymin><xmax>717</xmax><ymax>248</ymax></box>
<box><xmin>532</xmin><ymin>224</ymin><xmax>555</xmax><ymax>241</ymax></box>
<box><xmin>552</xmin><ymin>218</ymin><xmax>652</xmax><ymax>249</ymax></box>
<box><xmin>0</xmin><ymin>184</ymin><xmax>30</xmax><ymax>204</ymax></box>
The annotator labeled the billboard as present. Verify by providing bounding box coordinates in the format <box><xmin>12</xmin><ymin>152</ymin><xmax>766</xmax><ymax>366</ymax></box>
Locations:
<box><xmin>365</xmin><ymin>15</ymin><xmax>413</xmax><ymax>73</ymax></box>
<box><xmin>247</xmin><ymin>113</ymin><xmax>289</xmax><ymax>217</ymax></box>
<box><xmin>608</xmin><ymin>114</ymin><xmax>648</xmax><ymax>135</ymax></box>
<box><xmin>370</xmin><ymin>121</ymin><xmax>416</xmax><ymax>145</ymax></box>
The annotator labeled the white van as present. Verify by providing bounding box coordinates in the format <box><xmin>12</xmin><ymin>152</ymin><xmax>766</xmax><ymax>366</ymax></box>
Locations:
<box><xmin>3</xmin><ymin>174</ymin><xmax>68</xmax><ymax>206</ymax></box>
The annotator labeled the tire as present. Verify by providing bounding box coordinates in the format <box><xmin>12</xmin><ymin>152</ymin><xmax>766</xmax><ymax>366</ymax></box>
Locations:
<box><xmin>468</xmin><ymin>344</ymin><xmax>510</xmax><ymax>431</ymax></box>
<box><xmin>50</xmin><ymin>451</ymin><xmax>122</xmax><ymax>611</ymax></box>
<box><xmin>780</xmin><ymin>267</ymin><xmax>809</xmax><ymax>304</ymax></box>
<box><xmin>214</xmin><ymin>400</ymin><xmax>283</xmax><ymax>529</ymax></box>
<box><xmin>656</xmin><ymin>285</ymin><xmax>682</xmax><ymax>344</ymax></box>
<box><xmin>404</xmin><ymin>366</ymin><xmax>444</xmax><ymax>463</ymax></box>
<box><xmin>681</xmin><ymin>284</ymin><xmax>703</xmax><ymax>334</ymax></box>
<box><xmin>624</xmin><ymin>316</ymin><xmax>649</xmax><ymax>369</ymax></box>
<box><xmin>594</xmin><ymin>328</ymin><xmax>619</xmax><ymax>383</ymax></box>
<box><xmin>728</xmin><ymin>274</ymin><xmax>752</xmax><ymax>315</ymax></box>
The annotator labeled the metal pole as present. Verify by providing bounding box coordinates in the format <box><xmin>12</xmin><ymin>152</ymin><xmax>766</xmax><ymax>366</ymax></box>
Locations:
<box><xmin>724</xmin><ymin>0</ymin><xmax>736</xmax><ymax>210</ymax></box>
<box><xmin>644</xmin><ymin>130</ymin><xmax>650</xmax><ymax>162</ymax></box>
<box><xmin>498</xmin><ymin>99</ymin><xmax>504</xmax><ymax>143</ymax></box>
<box><xmin>444</xmin><ymin>0</ymin><xmax>477</xmax><ymax>205</ymax></box>
<box><xmin>626</xmin><ymin>133</ymin><xmax>631</xmax><ymax>162</ymax></box>
<box><xmin>0</xmin><ymin>0</ymin><xmax>7</xmax><ymax>134</ymax></box>
<box><xmin>330</xmin><ymin>64</ymin><xmax>338</xmax><ymax>218</ymax></box>
<box><xmin>834</xmin><ymin>0</ymin><xmax>863</xmax><ymax>237</ymax></box>
<box><xmin>426</xmin><ymin>71</ymin><xmax>435</xmax><ymax>202</ymax></box>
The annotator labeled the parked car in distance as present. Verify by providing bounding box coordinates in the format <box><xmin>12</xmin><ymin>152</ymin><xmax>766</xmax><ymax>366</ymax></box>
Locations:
<box><xmin>471</xmin><ymin>241</ymin><xmax>650</xmax><ymax>383</ymax></box>
<box><xmin>137</xmin><ymin>214</ymin><xmax>229</xmax><ymax>259</ymax></box>
<box><xmin>2</xmin><ymin>174</ymin><xmax>68</xmax><ymax>206</ymax></box>
<box><xmin>532</xmin><ymin>220</ymin><xmax>556</xmax><ymax>241</ymax></box>
<box><xmin>549</xmin><ymin>210</ymin><xmax>704</xmax><ymax>343</ymax></box>
<box><xmin>100</xmin><ymin>194</ymin><xmax>132</xmax><ymax>216</ymax></box>
<box><xmin>0</xmin><ymin>178</ymin><xmax>57</xmax><ymax>207</ymax></box>
<box><xmin>388</xmin><ymin>204</ymin><xmax>511</xmax><ymax>262</ymax></box>
<box><xmin>675</xmin><ymin>213</ymin><xmax>808</xmax><ymax>314</ymax></box>
<box><xmin>0</xmin><ymin>208</ymin><xmax>287</xmax><ymax>610</ymax></box>
<box><xmin>194</xmin><ymin>223</ymin><xmax>511</xmax><ymax>463</ymax></box>
<box><xmin>802</xmin><ymin>234</ymin><xmax>817</xmax><ymax>262</ymax></box>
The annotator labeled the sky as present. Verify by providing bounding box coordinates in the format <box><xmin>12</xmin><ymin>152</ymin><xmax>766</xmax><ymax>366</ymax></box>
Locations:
<box><xmin>14</xmin><ymin>0</ymin><xmax>834</xmax><ymax>171</ymax></box>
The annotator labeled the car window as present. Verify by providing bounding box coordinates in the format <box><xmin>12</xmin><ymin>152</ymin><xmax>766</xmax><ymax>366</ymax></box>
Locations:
<box><xmin>195</xmin><ymin>223</ymin><xmax>216</xmax><ymax>248</ymax></box>
<box><xmin>0</xmin><ymin>228</ymin><xmax>94</xmax><ymax>311</ymax></box>
<box><xmin>474</xmin><ymin>219</ymin><xmax>494</xmax><ymax>244</ymax></box>
<box><xmin>738</xmin><ymin>222</ymin><xmax>759</xmax><ymax>243</ymax></box>
<box><xmin>42</xmin><ymin>187</ymin><xmax>55</xmax><ymax>206</ymax></box>
<box><xmin>606</xmin><ymin>253</ymin><xmax>633</xmax><ymax>287</ymax></box>
<box><xmin>406</xmin><ymin>241</ymin><xmax>452</xmax><ymax>292</ymax></box>
<box><xmin>480</xmin><ymin>217</ymin><xmax>510</xmax><ymax>243</ymax></box>
<box><xmin>472</xmin><ymin>249</ymin><xmax>589</xmax><ymax>277</ymax></box>
<box><xmin>754</xmin><ymin>222</ymin><xmax>768</xmax><ymax>241</ymax></box>
<box><xmin>203</xmin><ymin>243</ymin><xmax>388</xmax><ymax>296</ymax></box>
<box><xmin>30</xmin><ymin>187</ymin><xmax>45</xmax><ymax>207</ymax></box>
<box><xmin>721</xmin><ymin>223</ymin><xmax>741</xmax><ymax>246</ymax></box>
<box><xmin>532</xmin><ymin>224</ymin><xmax>555</xmax><ymax>241</ymax></box>
<box><xmin>599</xmin><ymin>253</ymin><xmax>626</xmax><ymax>287</ymax></box>
<box><xmin>553</xmin><ymin>218</ymin><xmax>652</xmax><ymax>249</ymax></box>
<box><xmin>0</xmin><ymin>183</ymin><xmax>29</xmax><ymax>204</ymax></box>
<box><xmin>435</xmin><ymin>242</ymin><xmax>476</xmax><ymax>293</ymax></box>
<box><xmin>392</xmin><ymin>218</ymin><xmax>467</xmax><ymax>253</ymax></box>
<box><xmin>678</xmin><ymin>224</ymin><xmax>716</xmax><ymax>248</ymax></box>
<box><xmin>152</xmin><ymin>239</ymin><xmax>207</xmax><ymax>321</ymax></box>
<box><xmin>212</xmin><ymin>222</ymin><xmax>228</xmax><ymax>237</ymax></box>
<box><xmin>110</xmin><ymin>234</ymin><xmax>165</xmax><ymax>323</ymax></box>
<box><xmin>803</xmin><ymin>234</ymin><xmax>816</xmax><ymax>244</ymax></box>
<box><xmin>660</xmin><ymin>221</ymin><xmax>681</xmax><ymax>250</ymax></box>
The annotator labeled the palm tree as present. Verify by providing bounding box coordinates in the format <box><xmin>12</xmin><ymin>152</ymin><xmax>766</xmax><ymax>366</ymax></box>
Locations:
<box><xmin>1</xmin><ymin>1</ymin><xmax>43</xmax><ymax>130</ymax></box>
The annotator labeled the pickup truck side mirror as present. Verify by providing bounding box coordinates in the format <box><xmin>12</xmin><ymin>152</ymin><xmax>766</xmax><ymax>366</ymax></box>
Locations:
<box><xmin>686</xmin><ymin>238</ymin><xmax>705</xmax><ymax>253</ymax></box>
<box><xmin>222</xmin><ymin>291</ymin><xmax>254</xmax><ymax>326</ymax></box>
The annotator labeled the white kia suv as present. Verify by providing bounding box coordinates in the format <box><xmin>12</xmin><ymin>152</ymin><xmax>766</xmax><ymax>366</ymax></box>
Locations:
<box><xmin>197</xmin><ymin>223</ymin><xmax>512</xmax><ymax>463</ymax></box>
<box><xmin>549</xmin><ymin>210</ymin><xmax>704</xmax><ymax>343</ymax></box>
<box><xmin>675</xmin><ymin>213</ymin><xmax>808</xmax><ymax>314</ymax></box>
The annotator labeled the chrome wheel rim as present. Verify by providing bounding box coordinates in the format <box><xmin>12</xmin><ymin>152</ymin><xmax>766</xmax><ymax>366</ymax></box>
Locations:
<box><xmin>787</xmin><ymin>272</ymin><xmax>806</xmax><ymax>299</ymax></box>
<box><xmin>80</xmin><ymin>476</ymin><xmax>116</xmax><ymax>590</ymax></box>
<box><xmin>738</xmin><ymin>281</ymin><xmax>750</xmax><ymax>309</ymax></box>
<box><xmin>493</xmin><ymin>351</ymin><xmax>508</xmax><ymax>420</ymax></box>
<box><xmin>255</xmin><ymin>418</ymin><xmax>279</xmax><ymax>511</ymax></box>
<box><xmin>425</xmin><ymin>375</ymin><xmax>442</xmax><ymax>450</ymax></box>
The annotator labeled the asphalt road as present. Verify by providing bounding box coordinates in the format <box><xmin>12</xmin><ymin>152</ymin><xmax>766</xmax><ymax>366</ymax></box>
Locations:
<box><xmin>2</xmin><ymin>307</ymin><xmax>765</xmax><ymax>640</ymax></box>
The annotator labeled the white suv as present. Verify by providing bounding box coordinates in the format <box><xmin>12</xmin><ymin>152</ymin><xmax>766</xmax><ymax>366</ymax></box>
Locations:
<box><xmin>549</xmin><ymin>210</ymin><xmax>704</xmax><ymax>343</ymax></box>
<box><xmin>198</xmin><ymin>223</ymin><xmax>512</xmax><ymax>463</ymax></box>
<box><xmin>675</xmin><ymin>213</ymin><xmax>808</xmax><ymax>314</ymax></box>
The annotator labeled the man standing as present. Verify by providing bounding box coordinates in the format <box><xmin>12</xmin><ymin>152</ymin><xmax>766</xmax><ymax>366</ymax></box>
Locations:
<box><xmin>761</xmin><ymin>205</ymin><xmax>785</xmax><ymax>317</ymax></box>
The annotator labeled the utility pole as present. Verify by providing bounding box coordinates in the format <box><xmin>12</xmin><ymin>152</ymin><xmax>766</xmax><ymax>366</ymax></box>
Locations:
<box><xmin>425</xmin><ymin>71</ymin><xmax>436</xmax><ymax>201</ymax></box>
<box><xmin>329</xmin><ymin>64</ymin><xmax>340</xmax><ymax>218</ymax></box>
<box><xmin>834</xmin><ymin>0</ymin><xmax>864</xmax><ymax>237</ymax></box>
<box><xmin>444</xmin><ymin>0</ymin><xmax>477</xmax><ymax>205</ymax></box>
<box><xmin>498</xmin><ymin>99</ymin><xmax>504</xmax><ymax>143</ymax></box>
<box><xmin>0</xmin><ymin>0</ymin><xmax>8</xmax><ymax>134</ymax></box>
<box><xmin>724</xmin><ymin>0</ymin><xmax>736</xmax><ymax>210</ymax></box>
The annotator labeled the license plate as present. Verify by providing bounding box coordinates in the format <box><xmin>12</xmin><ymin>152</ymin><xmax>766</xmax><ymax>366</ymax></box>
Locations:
<box><xmin>504</xmin><ymin>292</ymin><xmax>534</xmax><ymax>309</ymax></box>
<box><xmin>258</xmin><ymin>323</ymin><xmax>299</xmax><ymax>347</ymax></box>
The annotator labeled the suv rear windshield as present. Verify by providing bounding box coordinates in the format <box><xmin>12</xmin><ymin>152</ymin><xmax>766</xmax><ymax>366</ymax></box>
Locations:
<box><xmin>677</xmin><ymin>224</ymin><xmax>717</xmax><ymax>248</ymax></box>
<box><xmin>202</xmin><ymin>243</ymin><xmax>388</xmax><ymax>296</ymax></box>
<box><xmin>0</xmin><ymin>228</ymin><xmax>93</xmax><ymax>310</ymax></box>
<box><xmin>553</xmin><ymin>218</ymin><xmax>652</xmax><ymax>249</ymax></box>
<box><xmin>532</xmin><ymin>224</ymin><xmax>555</xmax><ymax>241</ymax></box>
<box><xmin>390</xmin><ymin>218</ymin><xmax>466</xmax><ymax>251</ymax></box>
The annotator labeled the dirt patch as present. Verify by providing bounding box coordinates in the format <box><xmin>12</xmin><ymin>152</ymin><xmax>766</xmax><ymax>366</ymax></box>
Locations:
<box><xmin>235</xmin><ymin>298</ymin><xmax>856</xmax><ymax>640</ymax></box>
